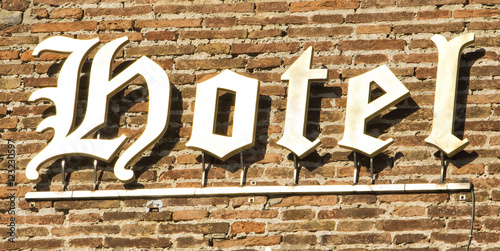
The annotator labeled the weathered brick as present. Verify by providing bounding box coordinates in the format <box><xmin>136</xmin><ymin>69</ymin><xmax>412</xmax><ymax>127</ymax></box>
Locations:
<box><xmin>232</xmin><ymin>42</ymin><xmax>300</xmax><ymax>54</ymax></box>
<box><xmin>145</xmin><ymin>31</ymin><xmax>178</xmax><ymax>41</ymax></box>
<box><xmin>338</xmin><ymin>40</ymin><xmax>406</xmax><ymax>51</ymax></box>
<box><xmin>322</xmin><ymin>233</ymin><xmax>391</xmax><ymax>244</ymax></box>
<box><xmin>100</xmin><ymin>20</ymin><xmax>133</xmax><ymax>31</ymax></box>
<box><xmin>126</xmin><ymin>45</ymin><xmax>194</xmax><ymax>57</ymax></box>
<box><xmin>172</xmin><ymin>209</ymin><xmax>208</xmax><ymax>221</ymax></box>
<box><xmin>159</xmin><ymin>223</ymin><xmax>229</xmax><ymax>234</ymax></box>
<box><xmin>49</xmin><ymin>8</ymin><xmax>83</xmax><ymax>19</ymax></box>
<box><xmin>180</xmin><ymin>30</ymin><xmax>247</xmax><ymax>39</ymax></box>
<box><xmin>135</xmin><ymin>19</ymin><xmax>202</xmax><ymax>29</ymax></box>
<box><xmin>213</xmin><ymin>236</ymin><xmax>281</xmax><ymax>248</ymax></box>
<box><xmin>283</xmin><ymin>234</ymin><xmax>316</xmax><ymax>245</ymax></box>
<box><xmin>376</xmin><ymin>219</ymin><xmax>445</xmax><ymax>231</ymax></box>
<box><xmin>288</xmin><ymin>26</ymin><xmax>353</xmax><ymax>37</ymax></box>
<box><xmin>256</xmin><ymin>2</ymin><xmax>289</xmax><ymax>12</ymax></box>
<box><xmin>290</xmin><ymin>0</ymin><xmax>359</xmax><ymax>12</ymax></box>
<box><xmin>393</xmin><ymin>22</ymin><xmax>464</xmax><ymax>34</ymax></box>
<box><xmin>231</xmin><ymin>221</ymin><xmax>265</xmax><ymax>235</ymax></box>
<box><xmin>85</xmin><ymin>6</ymin><xmax>151</xmax><ymax>16</ymax></box>
<box><xmin>319</xmin><ymin>208</ymin><xmax>385</xmax><ymax>219</ymax></box>
<box><xmin>240</xmin><ymin>16</ymin><xmax>308</xmax><ymax>25</ymax></box>
<box><xmin>104</xmin><ymin>237</ymin><xmax>171</xmax><ymax>248</ymax></box>
<box><xmin>31</xmin><ymin>21</ymin><xmax>97</xmax><ymax>33</ymax></box>
<box><xmin>176</xmin><ymin>58</ymin><xmax>246</xmax><ymax>70</ymax></box>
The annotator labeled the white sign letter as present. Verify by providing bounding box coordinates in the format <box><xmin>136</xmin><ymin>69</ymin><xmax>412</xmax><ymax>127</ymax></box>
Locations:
<box><xmin>186</xmin><ymin>70</ymin><xmax>259</xmax><ymax>160</ymax></box>
<box><xmin>26</xmin><ymin>36</ymin><xmax>171</xmax><ymax>183</ymax></box>
<box><xmin>425</xmin><ymin>33</ymin><xmax>474</xmax><ymax>157</ymax></box>
<box><xmin>277</xmin><ymin>47</ymin><xmax>328</xmax><ymax>158</ymax></box>
<box><xmin>339</xmin><ymin>65</ymin><xmax>410</xmax><ymax>157</ymax></box>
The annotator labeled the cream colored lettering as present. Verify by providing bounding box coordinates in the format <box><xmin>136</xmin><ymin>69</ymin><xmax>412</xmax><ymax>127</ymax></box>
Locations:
<box><xmin>338</xmin><ymin>65</ymin><xmax>410</xmax><ymax>157</ymax></box>
<box><xmin>425</xmin><ymin>33</ymin><xmax>475</xmax><ymax>157</ymax></box>
<box><xmin>277</xmin><ymin>47</ymin><xmax>328</xmax><ymax>159</ymax></box>
<box><xmin>186</xmin><ymin>70</ymin><xmax>259</xmax><ymax>160</ymax></box>
<box><xmin>26</xmin><ymin>36</ymin><xmax>170</xmax><ymax>183</ymax></box>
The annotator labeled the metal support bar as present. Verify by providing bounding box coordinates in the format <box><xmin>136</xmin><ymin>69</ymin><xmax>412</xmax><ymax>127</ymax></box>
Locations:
<box><xmin>61</xmin><ymin>159</ymin><xmax>66</xmax><ymax>191</ymax></box>
<box><xmin>25</xmin><ymin>183</ymin><xmax>473</xmax><ymax>200</ymax></box>
<box><xmin>240</xmin><ymin>152</ymin><xmax>246</xmax><ymax>186</ymax></box>
<box><xmin>353</xmin><ymin>151</ymin><xmax>359</xmax><ymax>184</ymax></box>
<box><xmin>293</xmin><ymin>154</ymin><xmax>299</xmax><ymax>185</ymax></box>
<box><xmin>93</xmin><ymin>133</ymin><xmax>100</xmax><ymax>190</ymax></box>
<box><xmin>440</xmin><ymin>151</ymin><xmax>446</xmax><ymax>182</ymax></box>
<box><xmin>201</xmin><ymin>152</ymin><xmax>207</xmax><ymax>187</ymax></box>
<box><xmin>370</xmin><ymin>157</ymin><xmax>374</xmax><ymax>184</ymax></box>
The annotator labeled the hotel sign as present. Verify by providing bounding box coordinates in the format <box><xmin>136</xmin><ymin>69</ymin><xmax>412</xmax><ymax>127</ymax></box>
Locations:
<box><xmin>25</xmin><ymin>33</ymin><xmax>475</xmax><ymax>184</ymax></box>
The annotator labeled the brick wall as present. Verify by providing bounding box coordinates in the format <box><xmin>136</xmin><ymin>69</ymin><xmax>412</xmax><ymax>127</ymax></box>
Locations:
<box><xmin>1</xmin><ymin>0</ymin><xmax>500</xmax><ymax>250</ymax></box>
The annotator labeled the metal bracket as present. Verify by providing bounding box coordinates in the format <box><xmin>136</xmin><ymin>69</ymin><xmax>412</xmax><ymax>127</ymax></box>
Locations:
<box><xmin>93</xmin><ymin>133</ymin><xmax>100</xmax><ymax>190</ymax></box>
<box><xmin>240</xmin><ymin>152</ymin><xmax>247</xmax><ymax>186</ymax></box>
<box><xmin>293</xmin><ymin>154</ymin><xmax>300</xmax><ymax>185</ymax></box>
<box><xmin>440</xmin><ymin>151</ymin><xmax>447</xmax><ymax>182</ymax></box>
<box><xmin>353</xmin><ymin>151</ymin><xmax>360</xmax><ymax>184</ymax></box>
<box><xmin>370</xmin><ymin>157</ymin><xmax>374</xmax><ymax>184</ymax></box>
<box><xmin>201</xmin><ymin>152</ymin><xmax>208</xmax><ymax>187</ymax></box>
<box><xmin>61</xmin><ymin>158</ymin><xmax>66</xmax><ymax>191</ymax></box>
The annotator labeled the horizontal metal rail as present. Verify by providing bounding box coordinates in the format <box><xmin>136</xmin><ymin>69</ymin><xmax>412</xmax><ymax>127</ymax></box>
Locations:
<box><xmin>24</xmin><ymin>183</ymin><xmax>472</xmax><ymax>200</ymax></box>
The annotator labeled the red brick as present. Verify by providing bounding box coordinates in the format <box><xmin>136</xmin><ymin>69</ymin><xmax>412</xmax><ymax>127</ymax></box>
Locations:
<box><xmin>176</xmin><ymin>58</ymin><xmax>246</xmax><ymax>70</ymax></box>
<box><xmin>180</xmin><ymin>30</ymin><xmax>247</xmax><ymax>39</ymax></box>
<box><xmin>283</xmin><ymin>209</ymin><xmax>315</xmax><ymax>220</ymax></box>
<box><xmin>393</xmin><ymin>22</ymin><xmax>464</xmax><ymax>34</ymax></box>
<box><xmin>288</xmin><ymin>26</ymin><xmax>353</xmax><ymax>37</ymax></box>
<box><xmin>135</xmin><ymin>19</ymin><xmax>202</xmax><ymax>29</ymax></box>
<box><xmin>376</xmin><ymin>219</ymin><xmax>445</xmax><ymax>231</ymax></box>
<box><xmin>346</xmin><ymin>12</ymin><xmax>414</xmax><ymax>23</ymax></box>
<box><xmin>256</xmin><ymin>2</ymin><xmax>288</xmax><ymax>12</ymax></box>
<box><xmin>290</xmin><ymin>0</ymin><xmax>359</xmax><ymax>12</ymax></box>
<box><xmin>283</xmin><ymin>234</ymin><xmax>317</xmax><ymax>245</ymax></box>
<box><xmin>356</xmin><ymin>24</ymin><xmax>392</xmax><ymax>34</ymax></box>
<box><xmin>211</xmin><ymin>210</ymin><xmax>278</xmax><ymax>219</ymax></box>
<box><xmin>126</xmin><ymin>45</ymin><xmax>194</xmax><ymax>57</ymax></box>
<box><xmin>85</xmin><ymin>6</ymin><xmax>151</xmax><ymax>16</ymax></box>
<box><xmin>249</xmin><ymin>29</ymin><xmax>283</xmax><ymax>39</ymax></box>
<box><xmin>69</xmin><ymin>238</ymin><xmax>103</xmax><ymax>248</ymax></box>
<box><xmin>240</xmin><ymin>16</ymin><xmax>308</xmax><ymax>25</ymax></box>
<box><xmin>159</xmin><ymin>223</ymin><xmax>229</xmax><ymax>234</ymax></box>
<box><xmin>455</xmin><ymin>9</ymin><xmax>500</xmax><ymax>18</ymax></box>
<box><xmin>232</xmin><ymin>42</ymin><xmax>300</xmax><ymax>54</ymax></box>
<box><xmin>32</xmin><ymin>21</ymin><xmax>97</xmax><ymax>32</ymax></box>
<box><xmin>231</xmin><ymin>221</ymin><xmax>265</xmax><ymax>235</ymax></box>
<box><xmin>3</xmin><ymin>240</ymin><xmax>64</xmax><ymax>250</ymax></box>
<box><xmin>100</xmin><ymin>20</ymin><xmax>133</xmax><ymax>31</ymax></box>
<box><xmin>338</xmin><ymin>39</ymin><xmax>406</xmax><ymax>51</ymax></box>
<box><xmin>49</xmin><ymin>8</ymin><xmax>83</xmax><ymax>19</ymax></box>
<box><xmin>0</xmin><ymin>64</ymin><xmax>33</xmax><ymax>75</ymax></box>
<box><xmin>205</xmin><ymin>17</ymin><xmax>236</xmax><ymax>27</ymax></box>
<box><xmin>213</xmin><ymin>236</ymin><xmax>281</xmax><ymax>248</ymax></box>
<box><xmin>76</xmin><ymin>33</ymin><xmax>143</xmax><ymax>42</ymax></box>
<box><xmin>175</xmin><ymin>237</ymin><xmax>208</xmax><ymax>248</ymax></box>
<box><xmin>145</xmin><ymin>31</ymin><xmax>178</xmax><ymax>41</ymax></box>
<box><xmin>154</xmin><ymin>3</ymin><xmax>254</xmax><ymax>14</ymax></box>
<box><xmin>397</xmin><ymin>0</ymin><xmax>466</xmax><ymax>5</ymax></box>
<box><xmin>418</xmin><ymin>10</ymin><xmax>451</xmax><ymax>20</ymax></box>
<box><xmin>0</xmin><ymin>36</ymin><xmax>38</xmax><ymax>46</ymax></box>
<box><xmin>34</xmin><ymin>0</ymin><xmax>99</xmax><ymax>4</ymax></box>
<box><xmin>0</xmin><ymin>50</ymin><xmax>19</xmax><ymax>60</ymax></box>
<box><xmin>337</xmin><ymin>221</ymin><xmax>374</xmax><ymax>231</ymax></box>
<box><xmin>355</xmin><ymin>54</ymin><xmax>388</xmax><ymax>65</ymax></box>
<box><xmin>322</xmin><ymin>233</ymin><xmax>391</xmax><ymax>244</ymax></box>
<box><xmin>104</xmin><ymin>237</ymin><xmax>171</xmax><ymax>248</ymax></box>
<box><xmin>319</xmin><ymin>208</ymin><xmax>385</xmax><ymax>219</ymax></box>
<box><xmin>172</xmin><ymin>209</ymin><xmax>208</xmax><ymax>221</ymax></box>
<box><xmin>310</xmin><ymin>14</ymin><xmax>343</xmax><ymax>24</ymax></box>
